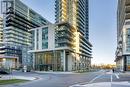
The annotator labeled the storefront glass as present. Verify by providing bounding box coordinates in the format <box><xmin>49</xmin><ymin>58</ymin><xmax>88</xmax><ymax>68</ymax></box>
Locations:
<box><xmin>35</xmin><ymin>51</ymin><xmax>63</xmax><ymax>71</ymax></box>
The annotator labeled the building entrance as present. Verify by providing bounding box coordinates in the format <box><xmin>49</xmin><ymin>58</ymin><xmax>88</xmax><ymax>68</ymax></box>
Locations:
<box><xmin>39</xmin><ymin>64</ymin><xmax>52</xmax><ymax>71</ymax></box>
<box><xmin>35</xmin><ymin>51</ymin><xmax>63</xmax><ymax>71</ymax></box>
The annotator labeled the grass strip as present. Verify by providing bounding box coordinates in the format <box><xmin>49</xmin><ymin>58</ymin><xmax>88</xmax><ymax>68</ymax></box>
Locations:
<box><xmin>0</xmin><ymin>79</ymin><xmax>28</xmax><ymax>85</ymax></box>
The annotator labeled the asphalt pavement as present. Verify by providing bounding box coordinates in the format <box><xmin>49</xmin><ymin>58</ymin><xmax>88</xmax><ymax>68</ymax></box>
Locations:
<box><xmin>70</xmin><ymin>70</ymin><xmax>130</xmax><ymax>87</ymax></box>
<box><xmin>1</xmin><ymin>70</ymin><xmax>130</xmax><ymax>87</ymax></box>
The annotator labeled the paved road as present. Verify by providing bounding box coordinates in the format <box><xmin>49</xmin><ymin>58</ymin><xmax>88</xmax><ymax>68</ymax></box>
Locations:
<box><xmin>71</xmin><ymin>71</ymin><xmax>130</xmax><ymax>87</ymax></box>
<box><xmin>2</xmin><ymin>70</ymin><xmax>130</xmax><ymax>87</ymax></box>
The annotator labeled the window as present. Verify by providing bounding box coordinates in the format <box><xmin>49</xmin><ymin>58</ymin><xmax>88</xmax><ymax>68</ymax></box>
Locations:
<box><xmin>32</xmin><ymin>30</ymin><xmax>35</xmax><ymax>50</ymax></box>
<box><xmin>42</xmin><ymin>27</ymin><xmax>48</xmax><ymax>49</ymax></box>
<box><xmin>36</xmin><ymin>29</ymin><xmax>39</xmax><ymax>49</ymax></box>
<box><xmin>126</xmin><ymin>29</ymin><xmax>130</xmax><ymax>52</ymax></box>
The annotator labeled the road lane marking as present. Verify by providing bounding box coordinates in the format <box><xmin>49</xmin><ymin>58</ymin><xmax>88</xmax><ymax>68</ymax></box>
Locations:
<box><xmin>106</xmin><ymin>70</ymin><xmax>112</xmax><ymax>74</ymax></box>
<box><xmin>89</xmin><ymin>74</ymin><xmax>103</xmax><ymax>83</ymax></box>
<box><xmin>117</xmin><ymin>73</ymin><xmax>120</xmax><ymax>76</ymax></box>
<box><xmin>69</xmin><ymin>74</ymin><xmax>103</xmax><ymax>87</ymax></box>
<box><xmin>111</xmin><ymin>75</ymin><xmax>112</xmax><ymax>82</ymax></box>
<box><xmin>115</xmin><ymin>73</ymin><xmax>119</xmax><ymax>79</ymax></box>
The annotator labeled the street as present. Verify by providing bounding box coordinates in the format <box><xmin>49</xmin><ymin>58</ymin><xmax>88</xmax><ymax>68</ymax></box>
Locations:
<box><xmin>2</xmin><ymin>70</ymin><xmax>130</xmax><ymax>87</ymax></box>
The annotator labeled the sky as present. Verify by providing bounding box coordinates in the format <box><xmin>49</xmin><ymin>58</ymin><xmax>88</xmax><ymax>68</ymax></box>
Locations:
<box><xmin>21</xmin><ymin>0</ymin><xmax>117</xmax><ymax>65</ymax></box>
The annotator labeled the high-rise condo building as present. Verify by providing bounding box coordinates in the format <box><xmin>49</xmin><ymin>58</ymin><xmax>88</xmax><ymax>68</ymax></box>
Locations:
<box><xmin>30</xmin><ymin>0</ymin><xmax>92</xmax><ymax>71</ymax></box>
<box><xmin>1</xmin><ymin>0</ymin><xmax>50</xmax><ymax>68</ymax></box>
<box><xmin>55</xmin><ymin>0</ymin><xmax>89</xmax><ymax>40</ymax></box>
<box><xmin>115</xmin><ymin>0</ymin><xmax>130</xmax><ymax>71</ymax></box>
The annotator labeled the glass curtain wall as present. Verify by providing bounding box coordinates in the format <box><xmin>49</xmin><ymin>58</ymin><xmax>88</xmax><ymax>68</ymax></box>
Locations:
<box><xmin>35</xmin><ymin>51</ymin><xmax>63</xmax><ymax>71</ymax></box>
<box><xmin>126</xmin><ymin>56</ymin><xmax>130</xmax><ymax>71</ymax></box>
<box><xmin>124</xmin><ymin>28</ymin><xmax>130</xmax><ymax>71</ymax></box>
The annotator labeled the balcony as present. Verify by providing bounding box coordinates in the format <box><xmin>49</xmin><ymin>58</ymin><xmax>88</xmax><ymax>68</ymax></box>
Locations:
<box><xmin>125</xmin><ymin>12</ymin><xmax>130</xmax><ymax>20</ymax></box>
<box><xmin>126</xmin><ymin>5</ymin><xmax>130</xmax><ymax>13</ymax></box>
<box><xmin>125</xmin><ymin>2</ymin><xmax>130</xmax><ymax>20</ymax></box>
<box><xmin>118</xmin><ymin>51</ymin><xmax>122</xmax><ymax>56</ymax></box>
<box><xmin>56</xmin><ymin>39</ymin><xmax>75</xmax><ymax>46</ymax></box>
<box><xmin>126</xmin><ymin>0</ymin><xmax>130</xmax><ymax>6</ymax></box>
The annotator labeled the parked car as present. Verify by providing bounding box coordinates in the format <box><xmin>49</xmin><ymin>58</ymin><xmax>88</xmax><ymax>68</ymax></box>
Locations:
<box><xmin>0</xmin><ymin>68</ymin><xmax>10</xmax><ymax>74</ymax></box>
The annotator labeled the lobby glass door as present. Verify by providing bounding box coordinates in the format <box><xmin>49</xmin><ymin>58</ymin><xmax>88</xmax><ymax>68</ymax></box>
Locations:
<box><xmin>35</xmin><ymin>51</ymin><xmax>63</xmax><ymax>71</ymax></box>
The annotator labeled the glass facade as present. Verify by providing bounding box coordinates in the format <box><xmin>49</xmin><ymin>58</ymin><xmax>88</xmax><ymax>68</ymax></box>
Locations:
<box><xmin>55</xmin><ymin>24</ymin><xmax>75</xmax><ymax>48</ymax></box>
<box><xmin>2</xmin><ymin>0</ymin><xmax>50</xmax><ymax>46</ymax></box>
<box><xmin>1</xmin><ymin>0</ymin><xmax>50</xmax><ymax>67</ymax></box>
<box><xmin>22</xmin><ymin>0</ymin><xmax>91</xmax><ymax>71</ymax></box>
<box><xmin>55</xmin><ymin>0</ymin><xmax>92</xmax><ymax>69</ymax></box>
<box><xmin>55</xmin><ymin>0</ymin><xmax>89</xmax><ymax>39</ymax></box>
<box><xmin>36</xmin><ymin>29</ymin><xmax>39</xmax><ymax>50</ymax></box>
<box><xmin>55</xmin><ymin>0</ymin><xmax>92</xmax><ymax>55</ymax></box>
<box><xmin>0</xmin><ymin>43</ymin><xmax>22</xmax><ymax>65</ymax></box>
<box><xmin>54</xmin><ymin>0</ymin><xmax>92</xmax><ymax>71</ymax></box>
<box><xmin>126</xmin><ymin>56</ymin><xmax>130</xmax><ymax>71</ymax></box>
<box><xmin>32</xmin><ymin>30</ymin><xmax>35</xmax><ymax>50</ymax></box>
<box><xmin>116</xmin><ymin>0</ymin><xmax>130</xmax><ymax>71</ymax></box>
<box><xmin>125</xmin><ymin>28</ymin><xmax>130</xmax><ymax>52</ymax></box>
<box><xmin>42</xmin><ymin>27</ymin><xmax>48</xmax><ymax>49</ymax></box>
<box><xmin>125</xmin><ymin>29</ymin><xmax>130</xmax><ymax>71</ymax></box>
<box><xmin>35</xmin><ymin>51</ymin><xmax>63</xmax><ymax>71</ymax></box>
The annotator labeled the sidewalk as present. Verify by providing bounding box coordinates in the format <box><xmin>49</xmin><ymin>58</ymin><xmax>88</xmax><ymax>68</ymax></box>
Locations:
<box><xmin>35</xmin><ymin>71</ymin><xmax>78</xmax><ymax>74</ymax></box>
<box><xmin>119</xmin><ymin>71</ymin><xmax>130</xmax><ymax>76</ymax></box>
<box><xmin>123</xmin><ymin>71</ymin><xmax>130</xmax><ymax>74</ymax></box>
<box><xmin>70</xmin><ymin>82</ymin><xmax>130</xmax><ymax>87</ymax></box>
<box><xmin>0</xmin><ymin>75</ymin><xmax>38</xmax><ymax>81</ymax></box>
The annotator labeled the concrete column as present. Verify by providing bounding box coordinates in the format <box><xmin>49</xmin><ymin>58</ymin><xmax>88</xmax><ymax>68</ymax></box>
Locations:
<box><xmin>63</xmin><ymin>50</ymin><xmax>66</xmax><ymax>71</ymax></box>
<box><xmin>121</xmin><ymin>58</ymin><xmax>123</xmax><ymax>71</ymax></box>
<box><xmin>39</xmin><ymin>29</ymin><xmax>42</xmax><ymax>50</ymax></box>
<box><xmin>33</xmin><ymin>53</ymin><xmax>35</xmax><ymax>70</ymax></box>
<box><xmin>34</xmin><ymin>29</ymin><xmax>37</xmax><ymax>50</ymax></box>
<box><xmin>68</xmin><ymin>54</ymin><xmax>72</xmax><ymax>71</ymax></box>
<box><xmin>17</xmin><ymin>57</ymin><xmax>19</xmax><ymax>69</ymax></box>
